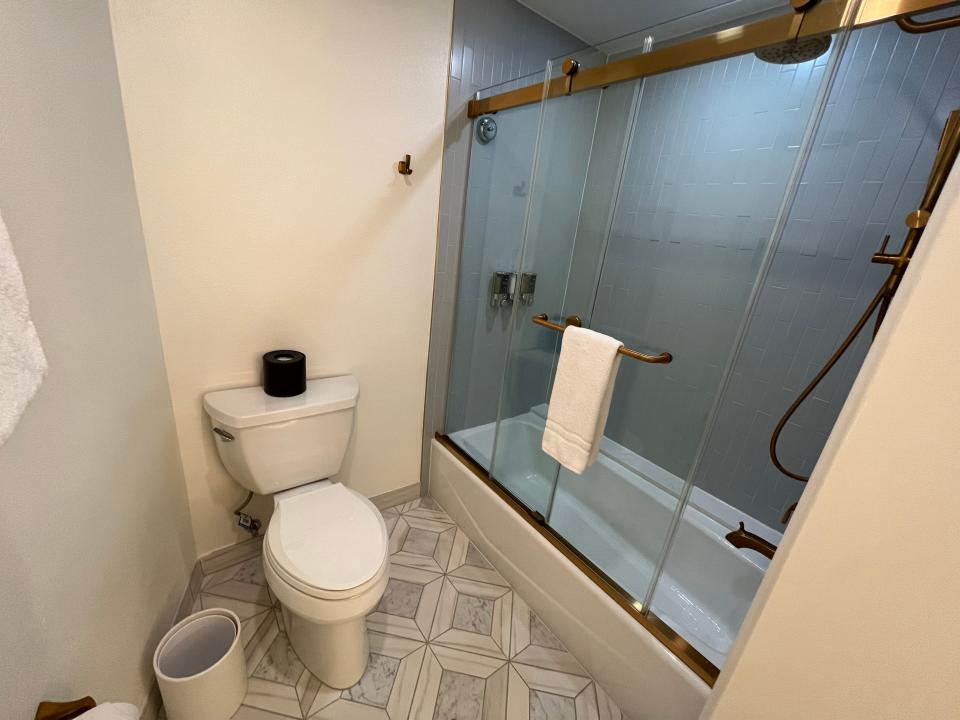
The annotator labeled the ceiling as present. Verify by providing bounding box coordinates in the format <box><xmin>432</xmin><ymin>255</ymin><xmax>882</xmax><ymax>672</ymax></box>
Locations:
<box><xmin>516</xmin><ymin>0</ymin><xmax>788</xmax><ymax>48</ymax></box>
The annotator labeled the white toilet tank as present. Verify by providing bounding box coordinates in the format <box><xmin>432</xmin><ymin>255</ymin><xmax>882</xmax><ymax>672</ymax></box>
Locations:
<box><xmin>203</xmin><ymin>375</ymin><xmax>359</xmax><ymax>495</ymax></box>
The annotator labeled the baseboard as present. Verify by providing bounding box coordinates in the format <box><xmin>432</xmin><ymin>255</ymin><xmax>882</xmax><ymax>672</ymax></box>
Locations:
<box><xmin>142</xmin><ymin>557</ymin><xmax>203</xmax><ymax>719</ymax></box>
<box><xmin>139</xmin><ymin>682</ymin><xmax>162</xmax><ymax>720</ymax></box>
<box><xmin>369</xmin><ymin>481</ymin><xmax>421</xmax><ymax>510</ymax></box>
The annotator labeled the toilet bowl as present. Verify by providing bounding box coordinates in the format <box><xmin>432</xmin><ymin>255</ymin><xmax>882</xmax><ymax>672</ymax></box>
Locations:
<box><xmin>261</xmin><ymin>481</ymin><xmax>389</xmax><ymax>688</ymax></box>
<box><xmin>203</xmin><ymin>375</ymin><xmax>389</xmax><ymax>688</ymax></box>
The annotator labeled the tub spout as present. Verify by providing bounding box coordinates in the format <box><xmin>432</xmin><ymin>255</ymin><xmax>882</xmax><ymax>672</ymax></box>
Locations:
<box><xmin>725</xmin><ymin>522</ymin><xmax>777</xmax><ymax>560</ymax></box>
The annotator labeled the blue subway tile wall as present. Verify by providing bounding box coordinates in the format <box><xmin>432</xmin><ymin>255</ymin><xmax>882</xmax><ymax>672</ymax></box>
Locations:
<box><xmin>694</xmin><ymin>23</ymin><xmax>960</xmax><ymax>529</ymax></box>
<box><xmin>423</xmin><ymin>0</ymin><xmax>584</xmax><ymax>478</ymax></box>
<box><xmin>586</xmin><ymin>22</ymin><xmax>960</xmax><ymax>530</ymax></box>
<box><xmin>588</xmin><ymin>45</ymin><xmax>833</xmax><ymax>488</ymax></box>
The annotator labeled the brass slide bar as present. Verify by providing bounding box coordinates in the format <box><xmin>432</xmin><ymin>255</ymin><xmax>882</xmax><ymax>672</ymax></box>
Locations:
<box><xmin>468</xmin><ymin>0</ymin><xmax>960</xmax><ymax>118</ymax></box>
<box><xmin>532</xmin><ymin>313</ymin><xmax>673</xmax><ymax>364</ymax></box>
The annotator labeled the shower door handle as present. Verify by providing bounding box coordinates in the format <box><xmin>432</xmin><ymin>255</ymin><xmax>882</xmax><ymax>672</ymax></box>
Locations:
<box><xmin>531</xmin><ymin>314</ymin><xmax>672</xmax><ymax>364</ymax></box>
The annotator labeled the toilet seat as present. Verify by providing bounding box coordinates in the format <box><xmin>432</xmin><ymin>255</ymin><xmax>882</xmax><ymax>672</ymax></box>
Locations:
<box><xmin>264</xmin><ymin>483</ymin><xmax>389</xmax><ymax>601</ymax></box>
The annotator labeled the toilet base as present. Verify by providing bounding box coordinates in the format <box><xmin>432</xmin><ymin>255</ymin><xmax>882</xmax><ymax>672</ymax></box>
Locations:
<box><xmin>283</xmin><ymin>606</ymin><xmax>370</xmax><ymax>689</ymax></box>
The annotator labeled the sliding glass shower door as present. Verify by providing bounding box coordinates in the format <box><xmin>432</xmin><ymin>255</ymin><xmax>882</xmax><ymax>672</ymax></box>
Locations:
<box><xmin>482</xmin><ymin>31</ymin><xmax>847</xmax><ymax>616</ymax></box>
<box><xmin>444</xmin><ymin>0</ymin><xmax>929</xmax><ymax>677</ymax></box>
<box><xmin>444</xmin><ymin>81</ymin><xmax>545</xmax><ymax>464</ymax></box>
<box><xmin>489</xmin><ymin>50</ymin><xmax>611</xmax><ymax>516</ymax></box>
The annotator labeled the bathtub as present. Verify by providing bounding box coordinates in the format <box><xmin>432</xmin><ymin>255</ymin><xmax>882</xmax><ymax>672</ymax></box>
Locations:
<box><xmin>449</xmin><ymin>409</ymin><xmax>781</xmax><ymax>669</ymax></box>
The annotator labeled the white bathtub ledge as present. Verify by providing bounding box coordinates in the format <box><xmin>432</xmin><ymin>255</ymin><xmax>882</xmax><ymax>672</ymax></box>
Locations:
<box><xmin>429</xmin><ymin>440</ymin><xmax>710</xmax><ymax>720</ymax></box>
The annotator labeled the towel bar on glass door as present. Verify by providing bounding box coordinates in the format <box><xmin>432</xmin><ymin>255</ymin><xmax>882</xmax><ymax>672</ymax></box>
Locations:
<box><xmin>531</xmin><ymin>313</ymin><xmax>673</xmax><ymax>364</ymax></box>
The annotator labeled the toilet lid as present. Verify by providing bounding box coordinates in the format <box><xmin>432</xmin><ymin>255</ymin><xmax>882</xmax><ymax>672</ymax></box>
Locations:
<box><xmin>266</xmin><ymin>483</ymin><xmax>387</xmax><ymax>592</ymax></box>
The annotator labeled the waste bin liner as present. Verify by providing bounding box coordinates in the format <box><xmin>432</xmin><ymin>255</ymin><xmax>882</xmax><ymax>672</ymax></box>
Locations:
<box><xmin>153</xmin><ymin>608</ymin><xmax>247</xmax><ymax>720</ymax></box>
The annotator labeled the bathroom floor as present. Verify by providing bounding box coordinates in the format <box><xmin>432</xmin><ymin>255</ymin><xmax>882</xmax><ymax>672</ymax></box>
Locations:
<box><xmin>161</xmin><ymin>497</ymin><xmax>626</xmax><ymax>720</ymax></box>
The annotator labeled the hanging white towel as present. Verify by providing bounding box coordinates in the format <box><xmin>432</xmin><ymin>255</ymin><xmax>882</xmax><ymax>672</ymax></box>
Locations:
<box><xmin>80</xmin><ymin>703</ymin><xmax>140</xmax><ymax>720</ymax></box>
<box><xmin>0</xmin><ymin>208</ymin><xmax>47</xmax><ymax>446</ymax></box>
<box><xmin>542</xmin><ymin>325</ymin><xmax>622</xmax><ymax>474</ymax></box>
<box><xmin>79</xmin><ymin>704</ymin><xmax>140</xmax><ymax>719</ymax></box>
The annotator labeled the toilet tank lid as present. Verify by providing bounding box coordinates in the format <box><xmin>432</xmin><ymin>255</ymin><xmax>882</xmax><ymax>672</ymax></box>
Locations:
<box><xmin>203</xmin><ymin>375</ymin><xmax>359</xmax><ymax>429</ymax></box>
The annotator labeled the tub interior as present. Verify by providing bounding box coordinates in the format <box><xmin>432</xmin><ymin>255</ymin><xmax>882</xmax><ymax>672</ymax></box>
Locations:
<box><xmin>449</xmin><ymin>410</ymin><xmax>778</xmax><ymax>667</ymax></box>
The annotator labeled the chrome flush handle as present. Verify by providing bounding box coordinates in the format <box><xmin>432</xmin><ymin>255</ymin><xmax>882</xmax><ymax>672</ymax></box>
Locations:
<box><xmin>213</xmin><ymin>427</ymin><xmax>235</xmax><ymax>442</ymax></box>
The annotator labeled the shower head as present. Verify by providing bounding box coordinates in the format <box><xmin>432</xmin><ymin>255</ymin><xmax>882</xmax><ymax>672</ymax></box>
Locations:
<box><xmin>754</xmin><ymin>34</ymin><xmax>831</xmax><ymax>64</ymax></box>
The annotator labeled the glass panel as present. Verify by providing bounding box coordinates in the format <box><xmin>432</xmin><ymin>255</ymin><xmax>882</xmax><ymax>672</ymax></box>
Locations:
<box><xmin>444</xmin><ymin>96</ymin><xmax>543</xmax><ymax>470</ymax></box>
<box><xmin>542</xmin><ymin>36</ymin><xmax>844</xmax><ymax>613</ymax></box>
<box><xmin>653</xmin><ymin>15</ymin><xmax>960</xmax><ymax>668</ymax></box>
<box><xmin>442</xmin><ymin>0</ymin><xmax>882</xmax><ymax>677</ymax></box>
<box><xmin>489</xmin><ymin>49</ymin><xmax>611</xmax><ymax>516</ymax></box>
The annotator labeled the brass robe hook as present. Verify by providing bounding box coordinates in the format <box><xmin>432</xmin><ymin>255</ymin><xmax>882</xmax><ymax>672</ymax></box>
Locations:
<box><xmin>398</xmin><ymin>154</ymin><xmax>413</xmax><ymax>176</ymax></box>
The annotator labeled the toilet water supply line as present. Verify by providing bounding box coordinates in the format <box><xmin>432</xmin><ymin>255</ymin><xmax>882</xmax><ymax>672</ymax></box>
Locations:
<box><xmin>769</xmin><ymin>108</ymin><xmax>960</xmax><ymax>498</ymax></box>
<box><xmin>234</xmin><ymin>490</ymin><xmax>262</xmax><ymax>536</ymax></box>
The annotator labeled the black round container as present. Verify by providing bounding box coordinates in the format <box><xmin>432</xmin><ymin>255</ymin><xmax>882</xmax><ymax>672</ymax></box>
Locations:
<box><xmin>262</xmin><ymin>350</ymin><xmax>306</xmax><ymax>397</ymax></box>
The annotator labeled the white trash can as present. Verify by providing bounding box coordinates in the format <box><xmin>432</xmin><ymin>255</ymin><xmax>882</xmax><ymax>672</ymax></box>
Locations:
<box><xmin>153</xmin><ymin>608</ymin><xmax>247</xmax><ymax>720</ymax></box>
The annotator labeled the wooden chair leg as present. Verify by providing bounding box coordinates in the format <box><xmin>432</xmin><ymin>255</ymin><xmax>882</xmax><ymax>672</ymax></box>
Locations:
<box><xmin>35</xmin><ymin>697</ymin><xmax>96</xmax><ymax>720</ymax></box>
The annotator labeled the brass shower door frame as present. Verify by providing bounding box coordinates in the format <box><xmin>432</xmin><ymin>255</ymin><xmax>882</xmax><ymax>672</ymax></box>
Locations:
<box><xmin>435</xmin><ymin>434</ymin><xmax>722</xmax><ymax>685</ymax></box>
<box><xmin>467</xmin><ymin>0</ymin><xmax>960</xmax><ymax>119</ymax></box>
<box><xmin>441</xmin><ymin>109</ymin><xmax>960</xmax><ymax>684</ymax></box>
<box><xmin>445</xmin><ymin>0</ymin><xmax>960</xmax><ymax>688</ymax></box>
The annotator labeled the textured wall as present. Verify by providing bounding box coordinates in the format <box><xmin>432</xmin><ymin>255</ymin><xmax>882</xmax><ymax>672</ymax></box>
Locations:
<box><xmin>0</xmin><ymin>2</ymin><xmax>195</xmax><ymax>714</ymax></box>
<box><xmin>423</xmin><ymin>0</ymin><xmax>583</xmax><ymax>476</ymax></box>
<box><xmin>111</xmin><ymin>0</ymin><xmax>453</xmax><ymax>555</ymax></box>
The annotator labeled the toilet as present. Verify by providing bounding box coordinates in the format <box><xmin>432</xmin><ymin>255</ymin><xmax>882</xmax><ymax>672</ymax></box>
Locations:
<box><xmin>203</xmin><ymin>374</ymin><xmax>388</xmax><ymax>689</ymax></box>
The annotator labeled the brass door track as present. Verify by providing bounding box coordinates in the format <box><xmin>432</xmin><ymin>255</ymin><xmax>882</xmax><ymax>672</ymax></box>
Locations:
<box><xmin>467</xmin><ymin>0</ymin><xmax>960</xmax><ymax>119</ymax></box>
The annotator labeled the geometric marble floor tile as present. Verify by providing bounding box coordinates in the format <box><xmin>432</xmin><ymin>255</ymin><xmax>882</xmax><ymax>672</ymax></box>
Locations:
<box><xmin>156</xmin><ymin>495</ymin><xmax>627</xmax><ymax>720</ymax></box>
<box><xmin>446</xmin><ymin>529</ymin><xmax>508</xmax><ymax>586</ymax></box>
<box><xmin>388</xmin><ymin>514</ymin><xmax>456</xmax><ymax>574</ymax></box>
<box><xmin>409</xmin><ymin>644</ymin><xmax>508</xmax><ymax>720</ymax></box>
<box><xmin>429</xmin><ymin>577</ymin><xmax>512</xmax><ymax>659</ymax></box>
<box><xmin>506</xmin><ymin>663</ymin><xmax>603</xmax><ymax>720</ymax></box>
<box><xmin>366</xmin><ymin>564</ymin><xmax>443</xmax><ymax>642</ymax></box>
<box><xmin>509</xmin><ymin>595</ymin><xmax>585</xmax><ymax>676</ymax></box>
<box><xmin>308</xmin><ymin>633</ymin><xmax>425</xmax><ymax>719</ymax></box>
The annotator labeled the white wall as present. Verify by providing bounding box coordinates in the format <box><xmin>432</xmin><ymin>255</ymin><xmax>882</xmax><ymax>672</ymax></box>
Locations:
<box><xmin>0</xmin><ymin>1</ymin><xmax>195</xmax><ymax>715</ymax></box>
<box><xmin>109</xmin><ymin>0</ymin><xmax>454</xmax><ymax>555</ymax></box>
<box><xmin>703</xmin><ymin>163</ymin><xmax>960</xmax><ymax>718</ymax></box>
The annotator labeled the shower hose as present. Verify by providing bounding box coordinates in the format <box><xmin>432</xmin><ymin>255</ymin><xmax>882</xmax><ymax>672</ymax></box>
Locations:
<box><xmin>768</xmin><ymin>284</ymin><xmax>891</xmax><ymax>483</ymax></box>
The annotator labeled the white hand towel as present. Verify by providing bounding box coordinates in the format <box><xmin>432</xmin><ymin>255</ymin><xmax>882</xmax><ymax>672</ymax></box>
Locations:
<box><xmin>79</xmin><ymin>704</ymin><xmax>140</xmax><ymax>719</ymax></box>
<box><xmin>0</xmin><ymin>208</ymin><xmax>47</xmax><ymax>446</ymax></box>
<box><xmin>80</xmin><ymin>703</ymin><xmax>140</xmax><ymax>720</ymax></box>
<box><xmin>542</xmin><ymin>325</ymin><xmax>622</xmax><ymax>474</ymax></box>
